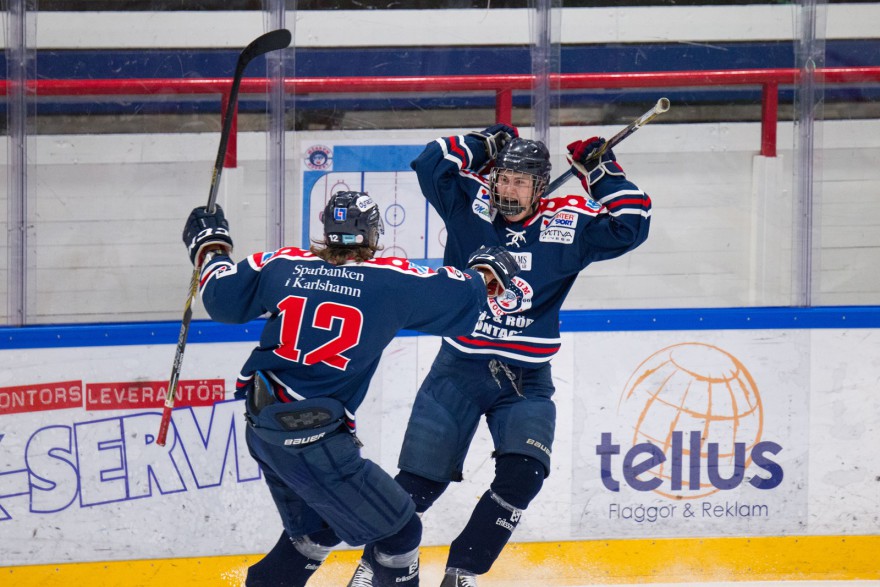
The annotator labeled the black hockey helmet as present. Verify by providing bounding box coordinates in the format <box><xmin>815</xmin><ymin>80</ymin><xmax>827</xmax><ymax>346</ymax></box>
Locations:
<box><xmin>495</xmin><ymin>138</ymin><xmax>552</xmax><ymax>183</ymax></box>
<box><xmin>490</xmin><ymin>138</ymin><xmax>552</xmax><ymax>217</ymax></box>
<box><xmin>322</xmin><ymin>191</ymin><xmax>384</xmax><ymax>248</ymax></box>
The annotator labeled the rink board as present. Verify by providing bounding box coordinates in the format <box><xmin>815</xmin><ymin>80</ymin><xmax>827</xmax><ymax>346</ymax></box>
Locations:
<box><xmin>1</xmin><ymin>308</ymin><xmax>879</xmax><ymax>583</ymax></box>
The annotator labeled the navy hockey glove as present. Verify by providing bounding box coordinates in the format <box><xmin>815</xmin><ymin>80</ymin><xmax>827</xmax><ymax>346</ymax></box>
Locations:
<box><xmin>566</xmin><ymin>137</ymin><xmax>625</xmax><ymax>189</ymax></box>
<box><xmin>467</xmin><ymin>123</ymin><xmax>519</xmax><ymax>160</ymax></box>
<box><xmin>467</xmin><ymin>245</ymin><xmax>520</xmax><ymax>297</ymax></box>
<box><xmin>183</xmin><ymin>205</ymin><xmax>233</xmax><ymax>266</ymax></box>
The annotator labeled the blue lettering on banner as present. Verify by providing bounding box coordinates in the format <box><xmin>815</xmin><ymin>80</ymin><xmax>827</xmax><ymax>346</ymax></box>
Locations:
<box><xmin>595</xmin><ymin>430</ymin><xmax>784</xmax><ymax>493</ymax></box>
<box><xmin>0</xmin><ymin>400</ymin><xmax>258</xmax><ymax>522</ymax></box>
<box><xmin>606</xmin><ymin>501</ymin><xmax>771</xmax><ymax>523</ymax></box>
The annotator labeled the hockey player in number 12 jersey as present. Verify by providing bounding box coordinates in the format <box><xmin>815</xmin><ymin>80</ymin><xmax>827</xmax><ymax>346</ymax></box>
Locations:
<box><xmin>182</xmin><ymin>190</ymin><xmax>521</xmax><ymax>587</ymax></box>
<box><xmin>390</xmin><ymin>126</ymin><xmax>651</xmax><ymax>586</ymax></box>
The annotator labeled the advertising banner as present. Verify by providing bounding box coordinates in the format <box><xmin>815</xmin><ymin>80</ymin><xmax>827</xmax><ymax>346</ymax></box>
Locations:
<box><xmin>572</xmin><ymin>331</ymin><xmax>810</xmax><ymax>537</ymax></box>
<box><xmin>2</xmin><ymin>323</ymin><xmax>878</xmax><ymax>565</ymax></box>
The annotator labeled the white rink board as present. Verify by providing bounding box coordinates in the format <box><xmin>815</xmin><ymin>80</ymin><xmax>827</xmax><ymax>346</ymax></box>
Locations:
<box><xmin>1</xmin><ymin>326</ymin><xmax>879</xmax><ymax>565</ymax></box>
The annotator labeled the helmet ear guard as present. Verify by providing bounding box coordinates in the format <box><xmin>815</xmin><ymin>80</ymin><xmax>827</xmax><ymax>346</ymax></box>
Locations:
<box><xmin>322</xmin><ymin>191</ymin><xmax>384</xmax><ymax>248</ymax></box>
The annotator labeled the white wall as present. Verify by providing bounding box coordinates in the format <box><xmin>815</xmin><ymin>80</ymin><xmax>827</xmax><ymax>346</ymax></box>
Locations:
<box><xmin>3</xmin><ymin>120</ymin><xmax>880</xmax><ymax>324</ymax></box>
<box><xmin>5</xmin><ymin>5</ymin><xmax>878</xmax><ymax>48</ymax></box>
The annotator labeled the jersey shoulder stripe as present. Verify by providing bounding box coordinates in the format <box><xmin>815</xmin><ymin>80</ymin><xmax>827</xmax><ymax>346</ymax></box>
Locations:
<box><xmin>441</xmin><ymin>134</ymin><xmax>474</xmax><ymax>170</ymax></box>
<box><xmin>247</xmin><ymin>246</ymin><xmax>314</xmax><ymax>271</ymax></box>
<box><xmin>600</xmin><ymin>189</ymin><xmax>652</xmax><ymax>218</ymax></box>
<box><xmin>362</xmin><ymin>257</ymin><xmax>471</xmax><ymax>280</ymax></box>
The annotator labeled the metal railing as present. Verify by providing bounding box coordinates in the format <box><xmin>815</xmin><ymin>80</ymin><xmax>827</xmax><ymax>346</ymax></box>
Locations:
<box><xmin>2</xmin><ymin>66</ymin><xmax>879</xmax><ymax>162</ymax></box>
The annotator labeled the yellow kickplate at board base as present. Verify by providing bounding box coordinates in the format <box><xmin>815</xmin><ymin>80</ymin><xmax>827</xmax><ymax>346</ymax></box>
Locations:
<box><xmin>3</xmin><ymin>535</ymin><xmax>879</xmax><ymax>587</ymax></box>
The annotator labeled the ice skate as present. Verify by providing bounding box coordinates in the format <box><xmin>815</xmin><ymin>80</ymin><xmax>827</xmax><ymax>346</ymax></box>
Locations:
<box><xmin>439</xmin><ymin>568</ymin><xmax>477</xmax><ymax>587</ymax></box>
<box><xmin>346</xmin><ymin>558</ymin><xmax>374</xmax><ymax>587</ymax></box>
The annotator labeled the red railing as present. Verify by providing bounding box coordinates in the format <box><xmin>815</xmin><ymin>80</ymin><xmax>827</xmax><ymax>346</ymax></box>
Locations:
<box><xmin>2</xmin><ymin>67</ymin><xmax>879</xmax><ymax>162</ymax></box>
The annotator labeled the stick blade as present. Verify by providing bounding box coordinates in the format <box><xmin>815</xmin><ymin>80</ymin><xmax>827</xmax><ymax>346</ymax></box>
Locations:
<box><xmin>241</xmin><ymin>29</ymin><xmax>292</xmax><ymax>64</ymax></box>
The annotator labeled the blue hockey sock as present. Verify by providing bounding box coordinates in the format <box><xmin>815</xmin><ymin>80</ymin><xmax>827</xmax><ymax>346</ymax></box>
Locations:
<box><xmin>246</xmin><ymin>530</ymin><xmax>337</xmax><ymax>587</ymax></box>
<box><xmin>446</xmin><ymin>490</ymin><xmax>522</xmax><ymax>575</ymax></box>
<box><xmin>395</xmin><ymin>470</ymin><xmax>449</xmax><ymax>513</ymax></box>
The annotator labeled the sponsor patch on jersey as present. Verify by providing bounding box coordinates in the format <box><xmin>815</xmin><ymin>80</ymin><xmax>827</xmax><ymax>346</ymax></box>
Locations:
<box><xmin>539</xmin><ymin>227</ymin><xmax>575</xmax><ymax>244</ymax></box>
<box><xmin>548</xmin><ymin>211</ymin><xmax>578</xmax><ymax>229</ymax></box>
<box><xmin>441</xmin><ymin>266</ymin><xmax>467</xmax><ymax>281</ymax></box>
<box><xmin>472</xmin><ymin>197</ymin><xmax>492</xmax><ymax>220</ymax></box>
<box><xmin>512</xmin><ymin>252</ymin><xmax>532</xmax><ymax>271</ymax></box>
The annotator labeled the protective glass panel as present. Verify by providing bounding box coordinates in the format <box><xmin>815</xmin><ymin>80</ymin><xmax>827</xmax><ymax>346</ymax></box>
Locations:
<box><xmin>2</xmin><ymin>1</ymin><xmax>879</xmax><ymax>325</ymax></box>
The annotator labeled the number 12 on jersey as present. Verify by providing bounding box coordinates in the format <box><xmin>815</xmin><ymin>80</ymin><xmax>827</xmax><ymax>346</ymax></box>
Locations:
<box><xmin>274</xmin><ymin>295</ymin><xmax>364</xmax><ymax>370</ymax></box>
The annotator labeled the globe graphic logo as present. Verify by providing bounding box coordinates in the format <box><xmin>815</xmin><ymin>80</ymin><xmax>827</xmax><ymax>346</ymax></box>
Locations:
<box><xmin>617</xmin><ymin>342</ymin><xmax>764</xmax><ymax>499</ymax></box>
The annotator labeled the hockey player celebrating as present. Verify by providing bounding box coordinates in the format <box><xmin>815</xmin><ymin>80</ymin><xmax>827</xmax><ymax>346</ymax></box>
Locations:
<box><xmin>387</xmin><ymin>127</ymin><xmax>651</xmax><ymax>586</ymax></box>
<box><xmin>181</xmin><ymin>190</ymin><xmax>520</xmax><ymax>587</ymax></box>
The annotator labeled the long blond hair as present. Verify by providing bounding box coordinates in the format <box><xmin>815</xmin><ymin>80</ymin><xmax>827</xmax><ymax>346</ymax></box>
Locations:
<box><xmin>309</xmin><ymin>240</ymin><xmax>381</xmax><ymax>265</ymax></box>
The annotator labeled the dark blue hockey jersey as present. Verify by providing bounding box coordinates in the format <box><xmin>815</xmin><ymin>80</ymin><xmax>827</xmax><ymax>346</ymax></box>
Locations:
<box><xmin>412</xmin><ymin>134</ymin><xmax>651</xmax><ymax>367</ymax></box>
<box><xmin>198</xmin><ymin>246</ymin><xmax>489</xmax><ymax>415</ymax></box>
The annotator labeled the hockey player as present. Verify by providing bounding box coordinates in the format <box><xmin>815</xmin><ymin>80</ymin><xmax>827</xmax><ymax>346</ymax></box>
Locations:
<box><xmin>181</xmin><ymin>190</ymin><xmax>521</xmax><ymax>587</ymax></box>
<box><xmin>390</xmin><ymin>127</ymin><xmax>651</xmax><ymax>586</ymax></box>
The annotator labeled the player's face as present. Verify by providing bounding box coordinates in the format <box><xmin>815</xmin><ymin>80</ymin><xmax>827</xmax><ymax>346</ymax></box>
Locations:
<box><xmin>494</xmin><ymin>169</ymin><xmax>536</xmax><ymax>222</ymax></box>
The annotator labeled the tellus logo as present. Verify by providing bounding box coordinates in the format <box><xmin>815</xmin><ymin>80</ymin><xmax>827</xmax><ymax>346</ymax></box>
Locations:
<box><xmin>597</xmin><ymin>342</ymin><xmax>784</xmax><ymax>498</ymax></box>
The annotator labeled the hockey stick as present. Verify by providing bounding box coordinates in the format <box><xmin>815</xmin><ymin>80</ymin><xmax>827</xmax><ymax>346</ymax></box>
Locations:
<box><xmin>156</xmin><ymin>28</ymin><xmax>292</xmax><ymax>447</ymax></box>
<box><xmin>544</xmin><ymin>97</ymin><xmax>671</xmax><ymax>196</ymax></box>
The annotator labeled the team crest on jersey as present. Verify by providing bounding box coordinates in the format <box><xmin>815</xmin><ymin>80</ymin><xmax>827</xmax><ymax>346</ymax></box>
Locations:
<box><xmin>304</xmin><ymin>145</ymin><xmax>332</xmax><ymax>170</ymax></box>
<box><xmin>487</xmin><ymin>276</ymin><xmax>533</xmax><ymax>315</ymax></box>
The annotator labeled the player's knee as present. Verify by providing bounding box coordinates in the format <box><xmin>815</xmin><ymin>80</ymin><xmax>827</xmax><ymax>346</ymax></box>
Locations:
<box><xmin>491</xmin><ymin>454</ymin><xmax>546</xmax><ymax>509</ymax></box>
<box><xmin>306</xmin><ymin>526</ymin><xmax>343</xmax><ymax>549</ymax></box>
<box><xmin>395</xmin><ymin>470</ymin><xmax>450</xmax><ymax>513</ymax></box>
<box><xmin>374</xmin><ymin>512</ymin><xmax>422</xmax><ymax>556</ymax></box>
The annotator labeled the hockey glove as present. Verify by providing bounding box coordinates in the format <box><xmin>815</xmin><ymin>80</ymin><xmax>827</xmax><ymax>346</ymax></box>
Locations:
<box><xmin>467</xmin><ymin>245</ymin><xmax>520</xmax><ymax>297</ymax></box>
<box><xmin>466</xmin><ymin>123</ymin><xmax>519</xmax><ymax>160</ymax></box>
<box><xmin>566</xmin><ymin>137</ymin><xmax>625</xmax><ymax>189</ymax></box>
<box><xmin>183</xmin><ymin>204</ymin><xmax>233</xmax><ymax>266</ymax></box>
